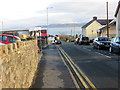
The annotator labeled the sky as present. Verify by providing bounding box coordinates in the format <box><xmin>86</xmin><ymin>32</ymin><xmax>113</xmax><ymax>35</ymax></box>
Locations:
<box><xmin>0</xmin><ymin>0</ymin><xmax>119</xmax><ymax>30</ymax></box>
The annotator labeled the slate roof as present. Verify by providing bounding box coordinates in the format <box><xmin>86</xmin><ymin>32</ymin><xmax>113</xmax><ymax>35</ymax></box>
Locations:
<box><xmin>115</xmin><ymin>1</ymin><xmax>120</xmax><ymax>17</ymax></box>
<box><xmin>81</xmin><ymin>20</ymin><xmax>94</xmax><ymax>28</ymax></box>
<box><xmin>82</xmin><ymin>19</ymin><xmax>113</xmax><ymax>28</ymax></box>
<box><xmin>97</xmin><ymin>19</ymin><xmax>113</xmax><ymax>25</ymax></box>
<box><xmin>99</xmin><ymin>20</ymin><xmax>116</xmax><ymax>32</ymax></box>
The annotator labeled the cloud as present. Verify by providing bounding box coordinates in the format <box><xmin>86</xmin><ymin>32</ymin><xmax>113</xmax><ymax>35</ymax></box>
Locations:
<box><xmin>0</xmin><ymin>0</ymin><xmax>119</xmax><ymax>29</ymax></box>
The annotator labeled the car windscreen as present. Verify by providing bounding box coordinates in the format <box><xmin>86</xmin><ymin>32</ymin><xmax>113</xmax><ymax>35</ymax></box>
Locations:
<box><xmin>116</xmin><ymin>37</ymin><xmax>120</xmax><ymax>43</ymax></box>
<box><xmin>98</xmin><ymin>38</ymin><xmax>109</xmax><ymax>41</ymax></box>
<box><xmin>8</xmin><ymin>37</ymin><xmax>16</xmax><ymax>42</ymax></box>
<box><xmin>118</xmin><ymin>37</ymin><xmax>120</xmax><ymax>42</ymax></box>
<box><xmin>82</xmin><ymin>37</ymin><xmax>89</xmax><ymax>40</ymax></box>
<box><xmin>0</xmin><ymin>35</ymin><xmax>7</xmax><ymax>41</ymax></box>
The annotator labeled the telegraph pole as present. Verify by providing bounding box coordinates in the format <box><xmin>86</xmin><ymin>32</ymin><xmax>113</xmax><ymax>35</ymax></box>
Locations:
<box><xmin>47</xmin><ymin>8</ymin><xmax>48</xmax><ymax>31</ymax></box>
<box><xmin>106</xmin><ymin>2</ymin><xmax>109</xmax><ymax>37</ymax></box>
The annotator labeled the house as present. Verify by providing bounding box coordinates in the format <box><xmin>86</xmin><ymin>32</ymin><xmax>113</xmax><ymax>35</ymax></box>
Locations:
<box><xmin>115</xmin><ymin>1</ymin><xmax>120</xmax><ymax>37</ymax></box>
<box><xmin>81</xmin><ymin>16</ymin><xmax>113</xmax><ymax>39</ymax></box>
<box><xmin>97</xmin><ymin>20</ymin><xmax>116</xmax><ymax>38</ymax></box>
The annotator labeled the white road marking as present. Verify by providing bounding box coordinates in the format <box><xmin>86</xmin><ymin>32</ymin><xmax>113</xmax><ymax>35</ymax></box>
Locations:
<box><xmin>95</xmin><ymin>52</ymin><xmax>111</xmax><ymax>58</ymax></box>
<box><xmin>74</xmin><ymin>45</ymin><xmax>112</xmax><ymax>59</ymax></box>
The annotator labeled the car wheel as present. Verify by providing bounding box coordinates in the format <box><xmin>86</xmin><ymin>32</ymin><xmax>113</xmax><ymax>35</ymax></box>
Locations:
<box><xmin>97</xmin><ymin>45</ymin><xmax>101</xmax><ymax>50</ymax></box>
<box><xmin>109</xmin><ymin>47</ymin><xmax>113</xmax><ymax>53</ymax></box>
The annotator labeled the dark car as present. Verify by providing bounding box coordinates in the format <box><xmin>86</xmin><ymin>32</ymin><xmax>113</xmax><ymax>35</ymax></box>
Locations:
<box><xmin>79</xmin><ymin>37</ymin><xmax>90</xmax><ymax>45</ymax></box>
<box><xmin>74</xmin><ymin>38</ymin><xmax>80</xmax><ymax>44</ymax></box>
<box><xmin>55</xmin><ymin>40</ymin><xmax>62</xmax><ymax>44</ymax></box>
<box><xmin>93</xmin><ymin>37</ymin><xmax>111</xmax><ymax>49</ymax></box>
<box><xmin>109</xmin><ymin>37</ymin><xmax>120</xmax><ymax>53</ymax></box>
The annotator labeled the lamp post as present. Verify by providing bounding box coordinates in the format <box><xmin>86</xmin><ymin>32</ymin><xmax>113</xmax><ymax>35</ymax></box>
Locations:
<box><xmin>46</xmin><ymin>7</ymin><xmax>53</xmax><ymax>33</ymax></box>
<box><xmin>106</xmin><ymin>1</ymin><xmax>109</xmax><ymax>37</ymax></box>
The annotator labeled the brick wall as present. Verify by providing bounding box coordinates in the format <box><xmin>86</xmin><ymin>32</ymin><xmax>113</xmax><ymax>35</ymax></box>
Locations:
<box><xmin>0</xmin><ymin>40</ymin><xmax>41</xmax><ymax>88</ymax></box>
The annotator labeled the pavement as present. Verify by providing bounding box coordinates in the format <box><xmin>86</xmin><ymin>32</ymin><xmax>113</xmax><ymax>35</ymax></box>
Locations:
<box><xmin>31</xmin><ymin>45</ymin><xmax>75</xmax><ymax>88</ymax></box>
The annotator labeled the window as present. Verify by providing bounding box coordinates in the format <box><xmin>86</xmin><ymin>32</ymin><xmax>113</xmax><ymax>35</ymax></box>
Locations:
<box><xmin>94</xmin><ymin>37</ymin><xmax>97</xmax><ymax>41</ymax></box>
<box><xmin>112</xmin><ymin>37</ymin><xmax>117</xmax><ymax>42</ymax></box>
<box><xmin>82</xmin><ymin>37</ymin><xmax>89</xmax><ymax>40</ymax></box>
<box><xmin>0</xmin><ymin>36</ymin><xmax>2</xmax><ymax>41</ymax></box>
<box><xmin>41</xmin><ymin>30</ymin><xmax>47</xmax><ymax>33</ymax></box>
<box><xmin>0</xmin><ymin>36</ymin><xmax>7</xmax><ymax>41</ymax></box>
<box><xmin>118</xmin><ymin>37</ymin><xmax>120</xmax><ymax>42</ymax></box>
<box><xmin>116</xmin><ymin>37</ymin><xmax>120</xmax><ymax>42</ymax></box>
<box><xmin>98</xmin><ymin>37</ymin><xmax>108</xmax><ymax>41</ymax></box>
<box><xmin>8</xmin><ymin>37</ymin><xmax>16</xmax><ymax>42</ymax></box>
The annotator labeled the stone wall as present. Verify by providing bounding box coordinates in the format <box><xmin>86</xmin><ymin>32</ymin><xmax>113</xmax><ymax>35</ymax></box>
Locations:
<box><xmin>0</xmin><ymin>40</ymin><xmax>40</xmax><ymax>88</ymax></box>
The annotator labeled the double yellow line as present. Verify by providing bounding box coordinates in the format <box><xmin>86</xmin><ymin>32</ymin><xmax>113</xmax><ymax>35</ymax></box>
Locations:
<box><xmin>57</xmin><ymin>46</ymin><xmax>97</xmax><ymax>90</ymax></box>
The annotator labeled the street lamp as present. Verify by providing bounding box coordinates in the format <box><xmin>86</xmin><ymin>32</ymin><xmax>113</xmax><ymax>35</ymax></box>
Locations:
<box><xmin>46</xmin><ymin>7</ymin><xmax>53</xmax><ymax>33</ymax></box>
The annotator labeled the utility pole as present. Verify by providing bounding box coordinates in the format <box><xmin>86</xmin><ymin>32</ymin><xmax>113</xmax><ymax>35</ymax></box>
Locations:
<box><xmin>106</xmin><ymin>1</ymin><xmax>109</xmax><ymax>37</ymax></box>
<box><xmin>47</xmin><ymin>8</ymin><xmax>48</xmax><ymax>31</ymax></box>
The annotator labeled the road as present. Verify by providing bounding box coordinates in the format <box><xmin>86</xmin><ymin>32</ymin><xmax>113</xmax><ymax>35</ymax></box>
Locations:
<box><xmin>32</xmin><ymin>42</ymin><xmax>120</xmax><ymax>89</ymax></box>
<box><xmin>59</xmin><ymin>42</ymin><xmax>120</xmax><ymax>89</ymax></box>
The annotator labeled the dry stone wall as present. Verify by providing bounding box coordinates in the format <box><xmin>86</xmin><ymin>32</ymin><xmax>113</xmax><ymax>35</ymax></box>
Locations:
<box><xmin>0</xmin><ymin>40</ymin><xmax>40</xmax><ymax>88</ymax></box>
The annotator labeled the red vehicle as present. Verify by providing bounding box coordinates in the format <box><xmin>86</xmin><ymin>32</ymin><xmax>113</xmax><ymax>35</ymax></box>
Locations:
<box><xmin>41</xmin><ymin>30</ymin><xmax>49</xmax><ymax>37</ymax></box>
<box><xmin>0</xmin><ymin>34</ymin><xmax>21</xmax><ymax>44</ymax></box>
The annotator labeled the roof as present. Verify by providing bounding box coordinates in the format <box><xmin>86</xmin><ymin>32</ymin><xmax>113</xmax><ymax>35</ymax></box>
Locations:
<box><xmin>81</xmin><ymin>19</ymin><xmax>113</xmax><ymax>28</ymax></box>
<box><xmin>0</xmin><ymin>29</ymin><xmax>29</xmax><ymax>32</ymax></box>
<box><xmin>81</xmin><ymin>20</ymin><xmax>94</xmax><ymax>28</ymax></box>
<box><xmin>99</xmin><ymin>20</ymin><xmax>116</xmax><ymax>32</ymax></box>
<box><xmin>97</xmin><ymin>19</ymin><xmax>113</xmax><ymax>25</ymax></box>
<box><xmin>115</xmin><ymin>1</ymin><xmax>120</xmax><ymax>17</ymax></box>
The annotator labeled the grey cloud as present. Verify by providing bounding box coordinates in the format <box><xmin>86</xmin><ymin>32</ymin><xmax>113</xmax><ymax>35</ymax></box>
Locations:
<box><xmin>41</xmin><ymin>1</ymin><xmax>117</xmax><ymax>22</ymax></box>
<box><xmin>3</xmin><ymin>1</ymin><xmax>118</xmax><ymax>29</ymax></box>
<box><xmin>48</xmin><ymin>2</ymin><xmax>104</xmax><ymax>13</ymax></box>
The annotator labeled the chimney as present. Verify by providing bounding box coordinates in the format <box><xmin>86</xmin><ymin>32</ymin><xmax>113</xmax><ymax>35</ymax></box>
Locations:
<box><xmin>93</xmin><ymin>16</ymin><xmax>97</xmax><ymax>20</ymax></box>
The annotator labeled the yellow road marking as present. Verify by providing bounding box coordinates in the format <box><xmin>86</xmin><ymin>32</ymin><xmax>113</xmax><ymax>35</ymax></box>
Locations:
<box><xmin>57</xmin><ymin>48</ymin><xmax>80</xmax><ymax>88</ymax></box>
<box><xmin>58</xmin><ymin>46</ymin><xmax>97</xmax><ymax>90</ymax></box>
<box><xmin>58</xmin><ymin>46</ymin><xmax>89</xmax><ymax>89</ymax></box>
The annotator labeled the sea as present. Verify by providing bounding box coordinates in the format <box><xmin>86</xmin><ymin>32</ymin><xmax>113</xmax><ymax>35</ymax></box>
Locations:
<box><xmin>48</xmin><ymin>26</ymin><xmax>82</xmax><ymax>36</ymax></box>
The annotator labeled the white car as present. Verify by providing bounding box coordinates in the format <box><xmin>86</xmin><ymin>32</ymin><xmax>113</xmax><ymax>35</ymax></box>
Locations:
<box><xmin>48</xmin><ymin>37</ymin><xmax>55</xmax><ymax>44</ymax></box>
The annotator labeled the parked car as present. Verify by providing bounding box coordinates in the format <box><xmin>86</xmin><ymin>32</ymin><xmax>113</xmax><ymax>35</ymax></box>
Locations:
<box><xmin>74</xmin><ymin>38</ymin><xmax>80</xmax><ymax>44</ymax></box>
<box><xmin>109</xmin><ymin>37</ymin><xmax>120</xmax><ymax>53</ymax></box>
<box><xmin>55</xmin><ymin>40</ymin><xmax>62</xmax><ymax>44</ymax></box>
<box><xmin>79</xmin><ymin>37</ymin><xmax>90</xmax><ymax>45</ymax></box>
<box><xmin>48</xmin><ymin>37</ymin><xmax>55</xmax><ymax>44</ymax></box>
<box><xmin>93</xmin><ymin>37</ymin><xmax>111</xmax><ymax>49</ymax></box>
<box><xmin>0</xmin><ymin>34</ymin><xmax>21</xmax><ymax>44</ymax></box>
